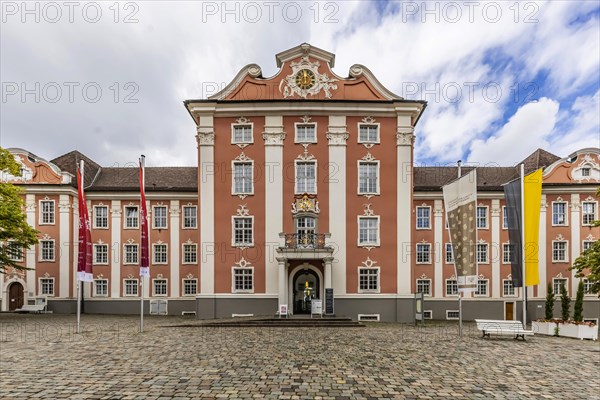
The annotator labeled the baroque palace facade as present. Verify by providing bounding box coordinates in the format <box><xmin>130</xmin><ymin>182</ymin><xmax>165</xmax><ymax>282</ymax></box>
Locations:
<box><xmin>2</xmin><ymin>44</ymin><xmax>599</xmax><ymax>322</ymax></box>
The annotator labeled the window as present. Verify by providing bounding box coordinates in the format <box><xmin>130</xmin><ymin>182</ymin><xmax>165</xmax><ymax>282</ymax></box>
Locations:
<box><xmin>552</xmin><ymin>202</ymin><xmax>567</xmax><ymax>226</ymax></box>
<box><xmin>40</xmin><ymin>240</ymin><xmax>55</xmax><ymax>261</ymax></box>
<box><xmin>552</xmin><ymin>241</ymin><xmax>567</xmax><ymax>262</ymax></box>
<box><xmin>416</xmin><ymin>279</ymin><xmax>431</xmax><ymax>296</ymax></box>
<box><xmin>503</xmin><ymin>279</ymin><xmax>516</xmax><ymax>296</ymax></box>
<box><xmin>582</xmin><ymin>241</ymin><xmax>594</xmax><ymax>252</ymax></box>
<box><xmin>582</xmin><ymin>202</ymin><xmax>597</xmax><ymax>226</ymax></box>
<box><xmin>445</xmin><ymin>243</ymin><xmax>454</xmax><ymax>263</ymax></box>
<box><xmin>124</xmin><ymin>206</ymin><xmax>139</xmax><ymax>228</ymax></box>
<box><xmin>416</xmin><ymin>243</ymin><xmax>431</xmax><ymax>264</ymax></box>
<box><xmin>583</xmin><ymin>279</ymin><xmax>593</xmax><ymax>295</ymax></box>
<box><xmin>502</xmin><ymin>243</ymin><xmax>514</xmax><ymax>264</ymax></box>
<box><xmin>581</xmin><ymin>167</ymin><xmax>591</xmax><ymax>177</ymax></box>
<box><xmin>124</xmin><ymin>279</ymin><xmax>138</xmax><ymax>296</ymax></box>
<box><xmin>232</xmin><ymin>124</ymin><xmax>252</xmax><ymax>144</ymax></box>
<box><xmin>153</xmin><ymin>206</ymin><xmax>168</xmax><ymax>229</ymax></box>
<box><xmin>477</xmin><ymin>243</ymin><xmax>488</xmax><ymax>264</ymax></box>
<box><xmin>153</xmin><ymin>279</ymin><xmax>167</xmax><ymax>296</ymax></box>
<box><xmin>182</xmin><ymin>206</ymin><xmax>197</xmax><ymax>229</ymax></box>
<box><xmin>296</xmin><ymin>216</ymin><xmax>316</xmax><ymax>247</ymax></box>
<box><xmin>358</xmin><ymin>217</ymin><xmax>379</xmax><ymax>246</ymax></box>
<box><xmin>233</xmin><ymin>162</ymin><xmax>253</xmax><ymax>194</ymax></box>
<box><xmin>358</xmin><ymin>124</ymin><xmax>379</xmax><ymax>143</ymax></box>
<box><xmin>295</xmin><ymin>123</ymin><xmax>316</xmax><ymax>143</ymax></box>
<box><xmin>40</xmin><ymin>200</ymin><xmax>55</xmax><ymax>224</ymax></box>
<box><xmin>446</xmin><ymin>279</ymin><xmax>458</xmax><ymax>296</ymax></box>
<box><xmin>233</xmin><ymin>217</ymin><xmax>253</xmax><ymax>246</ymax></box>
<box><xmin>358</xmin><ymin>268</ymin><xmax>379</xmax><ymax>292</ymax></box>
<box><xmin>39</xmin><ymin>278</ymin><xmax>54</xmax><ymax>295</ymax></box>
<box><xmin>476</xmin><ymin>206</ymin><xmax>488</xmax><ymax>229</ymax></box>
<box><xmin>94</xmin><ymin>279</ymin><xmax>108</xmax><ymax>296</ymax></box>
<box><xmin>553</xmin><ymin>278</ymin><xmax>567</xmax><ymax>295</ymax></box>
<box><xmin>94</xmin><ymin>206</ymin><xmax>108</xmax><ymax>228</ymax></box>
<box><xmin>124</xmin><ymin>244</ymin><xmax>139</xmax><ymax>264</ymax></box>
<box><xmin>183</xmin><ymin>279</ymin><xmax>197</xmax><ymax>296</ymax></box>
<box><xmin>502</xmin><ymin>206</ymin><xmax>508</xmax><ymax>229</ymax></box>
<box><xmin>153</xmin><ymin>243</ymin><xmax>168</xmax><ymax>264</ymax></box>
<box><xmin>6</xmin><ymin>241</ymin><xmax>23</xmax><ymax>261</ymax></box>
<box><xmin>358</xmin><ymin>162</ymin><xmax>379</xmax><ymax>195</ymax></box>
<box><xmin>475</xmin><ymin>279</ymin><xmax>488</xmax><ymax>296</ymax></box>
<box><xmin>416</xmin><ymin>207</ymin><xmax>430</xmax><ymax>229</ymax></box>
<box><xmin>295</xmin><ymin>162</ymin><xmax>316</xmax><ymax>194</ymax></box>
<box><xmin>446</xmin><ymin>310</ymin><xmax>460</xmax><ymax>320</ymax></box>
<box><xmin>233</xmin><ymin>268</ymin><xmax>253</xmax><ymax>292</ymax></box>
<box><xmin>94</xmin><ymin>244</ymin><xmax>109</xmax><ymax>265</ymax></box>
<box><xmin>183</xmin><ymin>243</ymin><xmax>197</xmax><ymax>264</ymax></box>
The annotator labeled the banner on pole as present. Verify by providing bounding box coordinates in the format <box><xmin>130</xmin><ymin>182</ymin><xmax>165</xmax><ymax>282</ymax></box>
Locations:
<box><xmin>76</xmin><ymin>164</ymin><xmax>93</xmax><ymax>282</ymax></box>
<box><xmin>139</xmin><ymin>159</ymin><xmax>150</xmax><ymax>277</ymax></box>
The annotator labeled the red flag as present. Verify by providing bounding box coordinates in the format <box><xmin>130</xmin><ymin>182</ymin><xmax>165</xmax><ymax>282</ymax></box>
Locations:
<box><xmin>139</xmin><ymin>158</ymin><xmax>149</xmax><ymax>277</ymax></box>
<box><xmin>77</xmin><ymin>164</ymin><xmax>93</xmax><ymax>282</ymax></box>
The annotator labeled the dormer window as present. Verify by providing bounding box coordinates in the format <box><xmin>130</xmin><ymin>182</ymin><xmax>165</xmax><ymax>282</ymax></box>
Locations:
<box><xmin>581</xmin><ymin>168</ymin><xmax>591</xmax><ymax>177</ymax></box>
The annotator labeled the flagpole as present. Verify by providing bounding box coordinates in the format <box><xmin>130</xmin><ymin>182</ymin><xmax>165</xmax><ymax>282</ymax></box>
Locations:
<box><xmin>520</xmin><ymin>163</ymin><xmax>527</xmax><ymax>328</ymax></box>
<box><xmin>457</xmin><ymin>160</ymin><xmax>463</xmax><ymax>338</ymax></box>
<box><xmin>76</xmin><ymin>160</ymin><xmax>84</xmax><ymax>334</ymax></box>
<box><xmin>140</xmin><ymin>155</ymin><xmax>145</xmax><ymax>333</ymax></box>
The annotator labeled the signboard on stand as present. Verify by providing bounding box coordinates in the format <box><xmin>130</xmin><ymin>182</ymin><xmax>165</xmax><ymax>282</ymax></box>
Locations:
<box><xmin>311</xmin><ymin>300</ymin><xmax>323</xmax><ymax>318</ymax></box>
<box><xmin>325</xmin><ymin>288</ymin><xmax>334</xmax><ymax>315</ymax></box>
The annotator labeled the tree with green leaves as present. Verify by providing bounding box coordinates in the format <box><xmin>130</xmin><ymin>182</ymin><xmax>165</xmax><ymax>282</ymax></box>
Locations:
<box><xmin>571</xmin><ymin>188</ymin><xmax>600</xmax><ymax>297</ymax></box>
<box><xmin>0</xmin><ymin>147</ymin><xmax>39</xmax><ymax>272</ymax></box>
<box><xmin>573</xmin><ymin>280</ymin><xmax>584</xmax><ymax>322</ymax></box>
<box><xmin>560</xmin><ymin>283</ymin><xmax>571</xmax><ymax>321</ymax></box>
<box><xmin>544</xmin><ymin>282</ymin><xmax>555</xmax><ymax>320</ymax></box>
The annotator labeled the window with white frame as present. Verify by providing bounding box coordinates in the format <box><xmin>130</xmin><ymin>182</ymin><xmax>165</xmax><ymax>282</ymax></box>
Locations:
<box><xmin>503</xmin><ymin>279</ymin><xmax>516</xmax><ymax>296</ymax></box>
<box><xmin>183</xmin><ymin>243</ymin><xmax>197</xmax><ymax>264</ymax></box>
<box><xmin>124</xmin><ymin>206</ymin><xmax>139</xmax><ymax>228</ymax></box>
<box><xmin>183</xmin><ymin>279</ymin><xmax>197</xmax><ymax>296</ymax></box>
<box><xmin>581</xmin><ymin>167</ymin><xmax>591</xmax><ymax>177</ymax></box>
<box><xmin>552</xmin><ymin>241</ymin><xmax>567</xmax><ymax>262</ymax></box>
<box><xmin>358</xmin><ymin>217</ymin><xmax>379</xmax><ymax>246</ymax></box>
<box><xmin>446</xmin><ymin>310</ymin><xmax>460</xmax><ymax>320</ymax></box>
<box><xmin>583</xmin><ymin>279</ymin><xmax>593</xmax><ymax>295</ymax></box>
<box><xmin>446</xmin><ymin>279</ymin><xmax>458</xmax><ymax>296</ymax></box>
<box><xmin>232</xmin><ymin>124</ymin><xmax>252</xmax><ymax>144</ymax></box>
<box><xmin>153</xmin><ymin>243</ymin><xmax>168</xmax><ymax>264</ymax></box>
<box><xmin>295</xmin><ymin>123</ymin><xmax>316</xmax><ymax>143</ymax></box>
<box><xmin>94</xmin><ymin>279</ymin><xmax>108</xmax><ymax>296</ymax></box>
<box><xmin>416</xmin><ymin>279</ymin><xmax>431</xmax><ymax>296</ymax></box>
<box><xmin>477</xmin><ymin>243</ymin><xmax>488</xmax><ymax>264</ymax></box>
<box><xmin>582</xmin><ymin>202</ymin><xmax>597</xmax><ymax>226</ymax></box>
<box><xmin>6</xmin><ymin>241</ymin><xmax>23</xmax><ymax>261</ymax></box>
<box><xmin>94</xmin><ymin>244</ymin><xmax>109</xmax><ymax>265</ymax></box>
<box><xmin>502</xmin><ymin>243</ymin><xmax>514</xmax><ymax>264</ymax></box>
<box><xmin>416</xmin><ymin>206</ymin><xmax>430</xmax><ymax>229</ymax></box>
<box><xmin>233</xmin><ymin>217</ymin><xmax>253</xmax><ymax>246</ymax></box>
<box><xmin>296</xmin><ymin>217</ymin><xmax>316</xmax><ymax>244</ymax></box>
<box><xmin>295</xmin><ymin>162</ymin><xmax>316</xmax><ymax>194</ymax></box>
<box><xmin>476</xmin><ymin>206</ymin><xmax>488</xmax><ymax>229</ymax></box>
<box><xmin>233</xmin><ymin>162</ymin><xmax>253</xmax><ymax>194</ymax></box>
<box><xmin>358</xmin><ymin>268</ymin><xmax>379</xmax><ymax>292</ymax></box>
<box><xmin>40</xmin><ymin>200</ymin><xmax>55</xmax><ymax>224</ymax></box>
<box><xmin>416</xmin><ymin>243</ymin><xmax>431</xmax><ymax>264</ymax></box>
<box><xmin>94</xmin><ymin>205</ymin><xmax>108</xmax><ymax>229</ymax></box>
<box><xmin>153</xmin><ymin>206</ymin><xmax>168</xmax><ymax>229</ymax></box>
<box><xmin>39</xmin><ymin>278</ymin><xmax>54</xmax><ymax>295</ymax></box>
<box><xmin>40</xmin><ymin>240</ymin><xmax>54</xmax><ymax>261</ymax></box>
<box><xmin>124</xmin><ymin>279</ymin><xmax>138</xmax><ymax>296</ymax></box>
<box><xmin>358</xmin><ymin>162</ymin><xmax>378</xmax><ymax>195</ymax></box>
<box><xmin>182</xmin><ymin>206</ymin><xmax>197</xmax><ymax>228</ymax></box>
<box><xmin>502</xmin><ymin>206</ymin><xmax>508</xmax><ymax>229</ymax></box>
<box><xmin>358</xmin><ymin>124</ymin><xmax>379</xmax><ymax>143</ymax></box>
<box><xmin>582</xmin><ymin>241</ymin><xmax>594</xmax><ymax>252</ymax></box>
<box><xmin>153</xmin><ymin>279</ymin><xmax>167</xmax><ymax>296</ymax></box>
<box><xmin>475</xmin><ymin>279</ymin><xmax>489</xmax><ymax>296</ymax></box>
<box><xmin>552</xmin><ymin>202</ymin><xmax>567</xmax><ymax>226</ymax></box>
<box><xmin>124</xmin><ymin>244</ymin><xmax>139</xmax><ymax>264</ymax></box>
<box><xmin>445</xmin><ymin>243</ymin><xmax>454</xmax><ymax>263</ymax></box>
<box><xmin>553</xmin><ymin>278</ymin><xmax>567</xmax><ymax>295</ymax></box>
<box><xmin>233</xmin><ymin>268</ymin><xmax>253</xmax><ymax>292</ymax></box>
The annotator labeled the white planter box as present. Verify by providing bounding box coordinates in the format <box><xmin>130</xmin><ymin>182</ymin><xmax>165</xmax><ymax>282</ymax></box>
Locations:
<box><xmin>558</xmin><ymin>322</ymin><xmax>598</xmax><ymax>340</ymax></box>
<box><xmin>532</xmin><ymin>321</ymin><xmax>556</xmax><ymax>336</ymax></box>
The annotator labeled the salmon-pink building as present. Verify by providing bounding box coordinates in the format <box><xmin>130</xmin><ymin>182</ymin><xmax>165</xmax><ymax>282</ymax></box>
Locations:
<box><xmin>2</xmin><ymin>44</ymin><xmax>599</xmax><ymax>322</ymax></box>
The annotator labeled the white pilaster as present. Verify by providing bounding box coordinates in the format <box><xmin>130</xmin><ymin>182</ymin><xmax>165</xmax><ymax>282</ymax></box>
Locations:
<box><xmin>570</xmin><ymin>194</ymin><xmax>581</xmax><ymax>294</ymax></box>
<box><xmin>170</xmin><ymin>200</ymin><xmax>180</xmax><ymax>298</ymax></box>
<box><xmin>277</xmin><ymin>258</ymin><xmax>287</xmax><ymax>306</ymax></box>
<box><xmin>197</xmin><ymin>116</ymin><xmax>215</xmax><ymax>294</ymax></box>
<box><xmin>324</xmin><ymin>257</ymin><xmax>333</xmax><ymax>289</ymax></box>
<box><xmin>538</xmin><ymin>196</ymin><xmax>547</xmax><ymax>298</ymax></box>
<box><xmin>58</xmin><ymin>195</ymin><xmax>70</xmax><ymax>298</ymax></box>
<box><xmin>433</xmin><ymin>200</ymin><xmax>443</xmax><ymax>298</ymax></box>
<box><xmin>491</xmin><ymin>199</ymin><xmax>501</xmax><ymax>298</ymax></box>
<box><xmin>110</xmin><ymin>200</ymin><xmax>121</xmax><ymax>298</ymax></box>
<box><xmin>263</xmin><ymin>116</ymin><xmax>285</xmax><ymax>295</ymax></box>
<box><xmin>397</xmin><ymin>122</ymin><xmax>414</xmax><ymax>295</ymax></box>
<box><xmin>25</xmin><ymin>195</ymin><xmax>36</xmax><ymax>296</ymax></box>
<box><xmin>327</xmin><ymin>115</ymin><xmax>348</xmax><ymax>295</ymax></box>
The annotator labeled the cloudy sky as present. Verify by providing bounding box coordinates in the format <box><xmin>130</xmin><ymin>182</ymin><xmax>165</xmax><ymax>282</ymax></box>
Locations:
<box><xmin>1</xmin><ymin>0</ymin><xmax>599</xmax><ymax>168</ymax></box>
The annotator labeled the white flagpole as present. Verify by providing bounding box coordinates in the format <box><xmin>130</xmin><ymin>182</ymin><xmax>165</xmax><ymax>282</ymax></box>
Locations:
<box><xmin>521</xmin><ymin>163</ymin><xmax>527</xmax><ymax>328</ymax></box>
<box><xmin>140</xmin><ymin>155</ymin><xmax>145</xmax><ymax>333</ymax></box>
<box><xmin>457</xmin><ymin>160</ymin><xmax>463</xmax><ymax>338</ymax></box>
<box><xmin>76</xmin><ymin>160</ymin><xmax>84</xmax><ymax>334</ymax></box>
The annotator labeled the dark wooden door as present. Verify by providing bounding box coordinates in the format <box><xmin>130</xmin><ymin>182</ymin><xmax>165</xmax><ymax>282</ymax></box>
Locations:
<box><xmin>9</xmin><ymin>282</ymin><xmax>24</xmax><ymax>311</ymax></box>
<box><xmin>505</xmin><ymin>302</ymin><xmax>514</xmax><ymax>321</ymax></box>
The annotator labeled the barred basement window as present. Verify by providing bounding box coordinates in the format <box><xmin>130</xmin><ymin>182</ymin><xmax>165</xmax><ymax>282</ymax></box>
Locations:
<box><xmin>553</xmin><ymin>278</ymin><xmax>567</xmax><ymax>295</ymax></box>
<box><xmin>182</xmin><ymin>206</ymin><xmax>197</xmax><ymax>228</ymax></box>
<box><xmin>446</xmin><ymin>310</ymin><xmax>460</xmax><ymax>320</ymax></box>
<box><xmin>183</xmin><ymin>279</ymin><xmax>197</xmax><ymax>296</ymax></box>
<box><xmin>124</xmin><ymin>244</ymin><xmax>139</xmax><ymax>264</ymax></box>
<box><xmin>40</xmin><ymin>240</ymin><xmax>55</xmax><ymax>261</ymax></box>
<box><xmin>94</xmin><ymin>206</ymin><xmax>108</xmax><ymax>228</ymax></box>
<box><xmin>416</xmin><ymin>243</ymin><xmax>431</xmax><ymax>264</ymax></box>
<box><xmin>446</xmin><ymin>279</ymin><xmax>458</xmax><ymax>296</ymax></box>
<box><xmin>358</xmin><ymin>268</ymin><xmax>379</xmax><ymax>292</ymax></box>
<box><xmin>124</xmin><ymin>206</ymin><xmax>139</xmax><ymax>228</ymax></box>
<box><xmin>477</xmin><ymin>243</ymin><xmax>488</xmax><ymax>264</ymax></box>
<box><xmin>445</xmin><ymin>243</ymin><xmax>454</xmax><ymax>263</ymax></box>
<box><xmin>94</xmin><ymin>279</ymin><xmax>108</xmax><ymax>296</ymax></box>
<box><xmin>183</xmin><ymin>243</ymin><xmax>197</xmax><ymax>264</ymax></box>
<box><xmin>94</xmin><ymin>244</ymin><xmax>108</xmax><ymax>265</ymax></box>
<box><xmin>416</xmin><ymin>207</ymin><xmax>430</xmax><ymax>229</ymax></box>
<box><xmin>233</xmin><ymin>268</ymin><xmax>253</xmax><ymax>292</ymax></box>
<box><xmin>124</xmin><ymin>279</ymin><xmax>138</xmax><ymax>296</ymax></box>
<box><xmin>503</xmin><ymin>279</ymin><xmax>516</xmax><ymax>296</ymax></box>
<box><xmin>476</xmin><ymin>206</ymin><xmax>488</xmax><ymax>229</ymax></box>
<box><xmin>552</xmin><ymin>202</ymin><xmax>567</xmax><ymax>226</ymax></box>
<box><xmin>153</xmin><ymin>244</ymin><xmax>168</xmax><ymax>264</ymax></box>
<box><xmin>153</xmin><ymin>206</ymin><xmax>168</xmax><ymax>229</ymax></box>
<box><xmin>582</xmin><ymin>202</ymin><xmax>597</xmax><ymax>226</ymax></box>
<box><xmin>40</xmin><ymin>278</ymin><xmax>54</xmax><ymax>295</ymax></box>
<box><xmin>233</xmin><ymin>217</ymin><xmax>253</xmax><ymax>246</ymax></box>
<box><xmin>153</xmin><ymin>279</ymin><xmax>167</xmax><ymax>296</ymax></box>
<box><xmin>416</xmin><ymin>279</ymin><xmax>431</xmax><ymax>296</ymax></box>
<box><xmin>40</xmin><ymin>200</ymin><xmax>55</xmax><ymax>224</ymax></box>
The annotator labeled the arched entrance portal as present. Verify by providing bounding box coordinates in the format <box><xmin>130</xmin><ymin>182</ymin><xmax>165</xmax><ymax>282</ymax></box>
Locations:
<box><xmin>8</xmin><ymin>282</ymin><xmax>24</xmax><ymax>311</ymax></box>
<box><xmin>291</xmin><ymin>268</ymin><xmax>321</xmax><ymax>314</ymax></box>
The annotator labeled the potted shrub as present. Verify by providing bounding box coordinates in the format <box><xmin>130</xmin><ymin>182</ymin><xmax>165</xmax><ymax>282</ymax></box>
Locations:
<box><xmin>533</xmin><ymin>283</ymin><xmax>557</xmax><ymax>335</ymax></box>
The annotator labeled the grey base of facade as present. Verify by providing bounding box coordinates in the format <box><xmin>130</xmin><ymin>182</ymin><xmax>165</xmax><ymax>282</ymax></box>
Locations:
<box><xmin>45</xmin><ymin>299</ymin><xmax>196</xmax><ymax>315</ymax></box>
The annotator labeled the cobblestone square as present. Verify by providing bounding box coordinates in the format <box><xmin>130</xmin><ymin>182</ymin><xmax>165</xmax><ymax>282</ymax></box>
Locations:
<box><xmin>1</xmin><ymin>314</ymin><xmax>599</xmax><ymax>399</ymax></box>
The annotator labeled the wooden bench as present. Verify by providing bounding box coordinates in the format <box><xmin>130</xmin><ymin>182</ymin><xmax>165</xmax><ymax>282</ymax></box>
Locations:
<box><xmin>475</xmin><ymin>319</ymin><xmax>534</xmax><ymax>341</ymax></box>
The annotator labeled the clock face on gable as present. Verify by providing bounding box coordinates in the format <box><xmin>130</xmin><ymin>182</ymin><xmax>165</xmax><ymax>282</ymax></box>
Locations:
<box><xmin>295</xmin><ymin>69</ymin><xmax>316</xmax><ymax>89</ymax></box>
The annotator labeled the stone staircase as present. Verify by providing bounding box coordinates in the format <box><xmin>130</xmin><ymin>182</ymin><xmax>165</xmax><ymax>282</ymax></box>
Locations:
<box><xmin>169</xmin><ymin>316</ymin><xmax>365</xmax><ymax>328</ymax></box>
